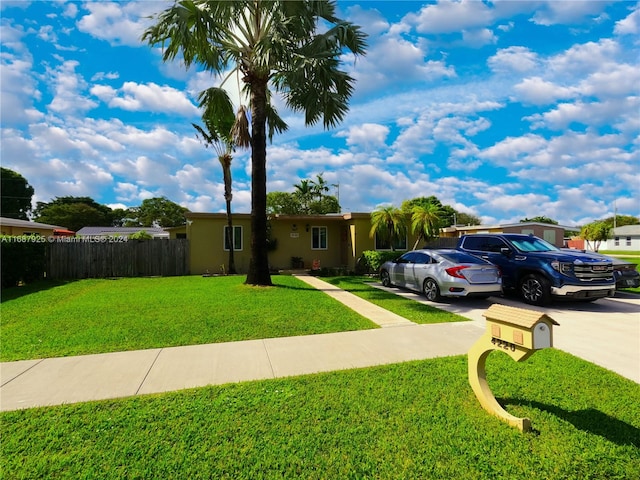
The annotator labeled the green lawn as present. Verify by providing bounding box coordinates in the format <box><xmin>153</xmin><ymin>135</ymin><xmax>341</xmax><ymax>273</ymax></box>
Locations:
<box><xmin>0</xmin><ymin>275</ymin><xmax>378</xmax><ymax>361</ymax></box>
<box><xmin>326</xmin><ymin>276</ymin><xmax>468</xmax><ymax>323</ymax></box>
<box><xmin>2</xmin><ymin>349</ymin><xmax>638</xmax><ymax>479</ymax></box>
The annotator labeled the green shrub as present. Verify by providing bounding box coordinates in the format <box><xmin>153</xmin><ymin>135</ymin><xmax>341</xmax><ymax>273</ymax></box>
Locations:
<box><xmin>356</xmin><ymin>250</ymin><xmax>405</xmax><ymax>274</ymax></box>
<box><xmin>128</xmin><ymin>230</ymin><xmax>153</xmax><ymax>240</ymax></box>
<box><xmin>0</xmin><ymin>236</ymin><xmax>47</xmax><ymax>288</ymax></box>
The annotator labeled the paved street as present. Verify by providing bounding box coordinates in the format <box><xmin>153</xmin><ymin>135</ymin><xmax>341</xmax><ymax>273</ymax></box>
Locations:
<box><xmin>374</xmin><ymin>285</ymin><xmax>640</xmax><ymax>383</ymax></box>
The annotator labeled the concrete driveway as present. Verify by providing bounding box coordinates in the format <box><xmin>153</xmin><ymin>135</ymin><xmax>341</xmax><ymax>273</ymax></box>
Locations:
<box><xmin>375</xmin><ymin>286</ymin><xmax>640</xmax><ymax>383</ymax></box>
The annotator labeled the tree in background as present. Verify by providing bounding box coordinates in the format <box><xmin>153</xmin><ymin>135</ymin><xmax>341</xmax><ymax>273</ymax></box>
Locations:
<box><xmin>455</xmin><ymin>212</ymin><xmax>482</xmax><ymax>226</ymax></box>
<box><xmin>144</xmin><ymin>0</ymin><xmax>367</xmax><ymax>286</ymax></box>
<box><xmin>369</xmin><ymin>206</ymin><xmax>406</xmax><ymax>251</ymax></box>
<box><xmin>580</xmin><ymin>221</ymin><xmax>612</xmax><ymax>252</ymax></box>
<box><xmin>599</xmin><ymin>215</ymin><xmax>639</xmax><ymax>228</ymax></box>
<box><xmin>400</xmin><ymin>196</ymin><xmax>475</xmax><ymax>228</ymax></box>
<box><xmin>520</xmin><ymin>216</ymin><xmax>558</xmax><ymax>224</ymax></box>
<box><xmin>126</xmin><ymin>197</ymin><xmax>188</xmax><ymax>228</ymax></box>
<box><xmin>268</xmin><ymin>174</ymin><xmax>340</xmax><ymax>215</ymax></box>
<box><xmin>409</xmin><ymin>203</ymin><xmax>444</xmax><ymax>250</ymax></box>
<box><xmin>1</xmin><ymin>168</ymin><xmax>34</xmax><ymax>220</ymax></box>
<box><xmin>33</xmin><ymin>197</ymin><xmax>114</xmax><ymax>232</ymax></box>
<box><xmin>267</xmin><ymin>192</ymin><xmax>303</xmax><ymax>215</ymax></box>
<box><xmin>193</xmin><ymin>87</ymin><xmax>240</xmax><ymax>274</ymax></box>
<box><xmin>293</xmin><ymin>179</ymin><xmax>314</xmax><ymax>214</ymax></box>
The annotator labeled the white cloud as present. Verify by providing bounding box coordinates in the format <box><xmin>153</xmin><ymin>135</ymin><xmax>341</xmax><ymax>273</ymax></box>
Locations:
<box><xmin>46</xmin><ymin>60</ymin><xmax>97</xmax><ymax>115</ymax></box>
<box><xmin>513</xmin><ymin>77</ymin><xmax>577</xmax><ymax>105</ymax></box>
<box><xmin>531</xmin><ymin>1</ymin><xmax>611</xmax><ymax>26</ymax></box>
<box><xmin>76</xmin><ymin>1</ymin><xmax>165</xmax><ymax>47</ymax></box>
<box><xmin>461</xmin><ymin>28</ymin><xmax>497</xmax><ymax>47</ymax></box>
<box><xmin>336</xmin><ymin>123</ymin><xmax>389</xmax><ymax>149</ymax></box>
<box><xmin>488</xmin><ymin>46</ymin><xmax>539</xmax><ymax>73</ymax></box>
<box><xmin>406</xmin><ymin>0</ymin><xmax>494</xmax><ymax>34</ymax></box>
<box><xmin>107</xmin><ymin>82</ymin><xmax>198</xmax><ymax>116</ymax></box>
<box><xmin>614</xmin><ymin>4</ymin><xmax>640</xmax><ymax>35</ymax></box>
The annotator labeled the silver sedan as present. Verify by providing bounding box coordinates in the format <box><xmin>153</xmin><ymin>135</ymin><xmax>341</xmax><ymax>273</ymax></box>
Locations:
<box><xmin>379</xmin><ymin>249</ymin><xmax>502</xmax><ymax>301</ymax></box>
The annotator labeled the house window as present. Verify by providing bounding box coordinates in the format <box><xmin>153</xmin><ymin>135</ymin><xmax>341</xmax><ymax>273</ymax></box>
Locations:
<box><xmin>311</xmin><ymin>226</ymin><xmax>327</xmax><ymax>250</ymax></box>
<box><xmin>615</xmin><ymin>236</ymin><xmax>620</xmax><ymax>246</ymax></box>
<box><xmin>375</xmin><ymin>229</ymin><xmax>407</xmax><ymax>251</ymax></box>
<box><xmin>176</xmin><ymin>233</ymin><xmax>187</xmax><ymax>239</ymax></box>
<box><xmin>224</xmin><ymin>225</ymin><xmax>243</xmax><ymax>251</ymax></box>
<box><xmin>627</xmin><ymin>237</ymin><xmax>632</xmax><ymax>246</ymax></box>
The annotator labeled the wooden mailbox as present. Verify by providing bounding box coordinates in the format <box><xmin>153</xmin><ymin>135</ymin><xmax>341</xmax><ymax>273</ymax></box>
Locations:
<box><xmin>468</xmin><ymin>304</ymin><xmax>559</xmax><ymax>432</ymax></box>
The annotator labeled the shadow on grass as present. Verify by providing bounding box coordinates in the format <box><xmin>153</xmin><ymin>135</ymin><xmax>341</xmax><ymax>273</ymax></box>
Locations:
<box><xmin>503</xmin><ymin>398</ymin><xmax>640</xmax><ymax>447</ymax></box>
<box><xmin>0</xmin><ymin>280</ymin><xmax>76</xmax><ymax>303</ymax></box>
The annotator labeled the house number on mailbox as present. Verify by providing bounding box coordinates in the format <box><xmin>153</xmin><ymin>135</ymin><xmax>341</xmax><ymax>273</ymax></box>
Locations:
<box><xmin>491</xmin><ymin>337</ymin><xmax>516</xmax><ymax>352</ymax></box>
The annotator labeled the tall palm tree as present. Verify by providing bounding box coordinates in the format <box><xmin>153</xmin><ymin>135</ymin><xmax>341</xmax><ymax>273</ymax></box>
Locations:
<box><xmin>193</xmin><ymin>88</ymin><xmax>239</xmax><ymax>274</ymax></box>
<box><xmin>410</xmin><ymin>203</ymin><xmax>443</xmax><ymax>250</ymax></box>
<box><xmin>293</xmin><ymin>179</ymin><xmax>313</xmax><ymax>214</ymax></box>
<box><xmin>310</xmin><ymin>173</ymin><xmax>330</xmax><ymax>202</ymax></box>
<box><xmin>369</xmin><ymin>206</ymin><xmax>406</xmax><ymax>251</ymax></box>
<box><xmin>144</xmin><ymin>1</ymin><xmax>367</xmax><ymax>285</ymax></box>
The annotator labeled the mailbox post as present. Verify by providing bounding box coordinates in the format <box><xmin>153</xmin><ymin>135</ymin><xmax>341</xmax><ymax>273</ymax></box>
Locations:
<box><xmin>468</xmin><ymin>304</ymin><xmax>559</xmax><ymax>432</ymax></box>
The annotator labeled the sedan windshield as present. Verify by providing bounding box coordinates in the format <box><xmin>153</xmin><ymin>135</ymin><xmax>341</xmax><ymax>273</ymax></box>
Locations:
<box><xmin>510</xmin><ymin>236</ymin><xmax>559</xmax><ymax>252</ymax></box>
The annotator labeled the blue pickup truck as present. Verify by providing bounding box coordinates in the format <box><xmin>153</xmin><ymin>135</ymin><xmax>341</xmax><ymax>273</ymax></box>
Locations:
<box><xmin>457</xmin><ymin>233</ymin><xmax>616</xmax><ymax>305</ymax></box>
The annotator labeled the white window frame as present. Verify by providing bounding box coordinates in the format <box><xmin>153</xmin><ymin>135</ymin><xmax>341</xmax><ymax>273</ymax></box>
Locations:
<box><xmin>223</xmin><ymin>225</ymin><xmax>243</xmax><ymax>251</ymax></box>
<box><xmin>311</xmin><ymin>226</ymin><xmax>328</xmax><ymax>250</ymax></box>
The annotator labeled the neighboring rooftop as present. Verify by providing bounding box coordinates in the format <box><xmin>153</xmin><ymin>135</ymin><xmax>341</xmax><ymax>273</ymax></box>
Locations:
<box><xmin>612</xmin><ymin>224</ymin><xmax>640</xmax><ymax>236</ymax></box>
<box><xmin>0</xmin><ymin>217</ymin><xmax>67</xmax><ymax>230</ymax></box>
<box><xmin>76</xmin><ymin>227</ymin><xmax>169</xmax><ymax>238</ymax></box>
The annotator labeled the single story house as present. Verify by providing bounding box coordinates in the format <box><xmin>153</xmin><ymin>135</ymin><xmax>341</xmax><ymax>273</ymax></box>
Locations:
<box><xmin>602</xmin><ymin>225</ymin><xmax>640</xmax><ymax>251</ymax></box>
<box><xmin>75</xmin><ymin>226</ymin><xmax>170</xmax><ymax>239</ymax></box>
<box><xmin>440</xmin><ymin>222</ymin><xmax>571</xmax><ymax>247</ymax></box>
<box><xmin>169</xmin><ymin>212</ymin><xmax>429</xmax><ymax>275</ymax></box>
<box><xmin>0</xmin><ymin>217</ymin><xmax>73</xmax><ymax>237</ymax></box>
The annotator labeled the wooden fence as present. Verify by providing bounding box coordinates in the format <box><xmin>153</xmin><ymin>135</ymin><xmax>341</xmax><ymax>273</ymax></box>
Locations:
<box><xmin>46</xmin><ymin>239</ymin><xmax>189</xmax><ymax>279</ymax></box>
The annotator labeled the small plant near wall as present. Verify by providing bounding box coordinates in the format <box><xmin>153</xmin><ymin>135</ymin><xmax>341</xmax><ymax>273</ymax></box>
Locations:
<box><xmin>129</xmin><ymin>231</ymin><xmax>154</xmax><ymax>241</ymax></box>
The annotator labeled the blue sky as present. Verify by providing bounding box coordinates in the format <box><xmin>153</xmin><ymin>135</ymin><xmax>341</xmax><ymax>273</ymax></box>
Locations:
<box><xmin>1</xmin><ymin>0</ymin><xmax>639</xmax><ymax>227</ymax></box>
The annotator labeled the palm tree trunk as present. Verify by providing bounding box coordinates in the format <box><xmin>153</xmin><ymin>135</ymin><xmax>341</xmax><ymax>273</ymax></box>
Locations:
<box><xmin>225</xmin><ymin>198</ymin><xmax>236</xmax><ymax>275</ymax></box>
<box><xmin>245</xmin><ymin>76</ymin><xmax>272</xmax><ymax>286</ymax></box>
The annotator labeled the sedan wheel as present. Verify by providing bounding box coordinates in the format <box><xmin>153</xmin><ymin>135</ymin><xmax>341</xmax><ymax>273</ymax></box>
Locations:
<box><xmin>423</xmin><ymin>278</ymin><xmax>441</xmax><ymax>302</ymax></box>
<box><xmin>520</xmin><ymin>274</ymin><xmax>551</xmax><ymax>306</ymax></box>
<box><xmin>380</xmin><ymin>270</ymin><xmax>392</xmax><ymax>287</ymax></box>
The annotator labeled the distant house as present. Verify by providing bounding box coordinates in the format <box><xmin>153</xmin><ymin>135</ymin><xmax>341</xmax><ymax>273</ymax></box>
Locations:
<box><xmin>440</xmin><ymin>222</ymin><xmax>571</xmax><ymax>247</ymax></box>
<box><xmin>75</xmin><ymin>226</ymin><xmax>170</xmax><ymax>239</ymax></box>
<box><xmin>602</xmin><ymin>225</ymin><xmax>640</xmax><ymax>251</ymax></box>
<box><xmin>0</xmin><ymin>217</ymin><xmax>73</xmax><ymax>237</ymax></box>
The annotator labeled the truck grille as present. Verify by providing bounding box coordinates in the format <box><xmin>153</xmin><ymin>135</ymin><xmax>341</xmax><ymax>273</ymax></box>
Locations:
<box><xmin>574</xmin><ymin>263</ymin><xmax>614</xmax><ymax>281</ymax></box>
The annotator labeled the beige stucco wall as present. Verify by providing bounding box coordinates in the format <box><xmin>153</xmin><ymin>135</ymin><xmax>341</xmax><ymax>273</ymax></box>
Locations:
<box><xmin>186</xmin><ymin>212</ymin><xmax>428</xmax><ymax>274</ymax></box>
<box><xmin>186</xmin><ymin>213</ymin><xmax>253</xmax><ymax>275</ymax></box>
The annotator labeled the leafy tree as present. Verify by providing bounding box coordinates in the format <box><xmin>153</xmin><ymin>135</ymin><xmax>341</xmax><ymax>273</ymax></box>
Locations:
<box><xmin>144</xmin><ymin>0</ymin><xmax>367</xmax><ymax>286</ymax></box>
<box><xmin>293</xmin><ymin>179</ymin><xmax>314</xmax><ymax>214</ymax></box>
<box><xmin>308</xmin><ymin>196</ymin><xmax>340</xmax><ymax>215</ymax></box>
<box><xmin>369</xmin><ymin>206</ymin><xmax>406</xmax><ymax>251</ymax></box>
<box><xmin>455</xmin><ymin>212</ymin><xmax>481</xmax><ymax>226</ymax></box>
<box><xmin>580</xmin><ymin>221</ymin><xmax>612</xmax><ymax>252</ymax></box>
<box><xmin>410</xmin><ymin>203</ymin><xmax>443</xmax><ymax>250</ymax></box>
<box><xmin>1</xmin><ymin>168</ymin><xmax>34</xmax><ymax>220</ymax></box>
<box><xmin>127</xmin><ymin>197</ymin><xmax>188</xmax><ymax>228</ymax></box>
<box><xmin>33</xmin><ymin>197</ymin><xmax>114</xmax><ymax>232</ymax></box>
<box><xmin>599</xmin><ymin>215</ymin><xmax>639</xmax><ymax>228</ymax></box>
<box><xmin>193</xmin><ymin>88</ymin><xmax>240</xmax><ymax>274</ymax></box>
<box><xmin>267</xmin><ymin>192</ymin><xmax>303</xmax><ymax>215</ymax></box>
<box><xmin>310</xmin><ymin>173</ymin><xmax>330</xmax><ymax>202</ymax></box>
<box><xmin>520</xmin><ymin>216</ymin><xmax>558</xmax><ymax>225</ymax></box>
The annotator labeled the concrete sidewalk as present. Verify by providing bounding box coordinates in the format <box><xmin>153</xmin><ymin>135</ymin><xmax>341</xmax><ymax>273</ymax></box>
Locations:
<box><xmin>1</xmin><ymin>275</ymin><xmax>638</xmax><ymax>411</ymax></box>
